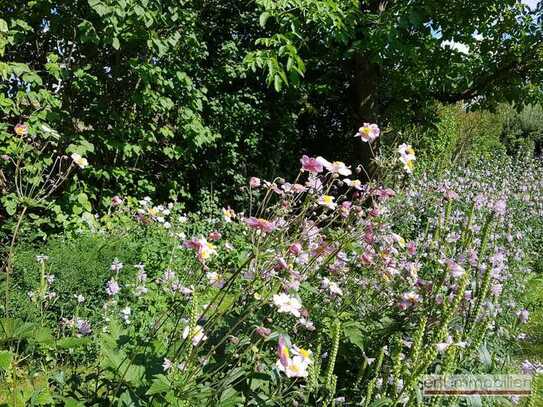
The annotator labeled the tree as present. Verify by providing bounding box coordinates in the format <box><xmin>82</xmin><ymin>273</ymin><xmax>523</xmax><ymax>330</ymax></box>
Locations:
<box><xmin>248</xmin><ymin>0</ymin><xmax>543</xmax><ymax>125</ymax></box>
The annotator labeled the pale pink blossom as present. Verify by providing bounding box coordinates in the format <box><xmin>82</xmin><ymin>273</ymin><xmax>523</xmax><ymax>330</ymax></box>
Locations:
<box><xmin>249</xmin><ymin>177</ymin><xmax>261</xmax><ymax>188</ymax></box>
<box><xmin>300</xmin><ymin>155</ymin><xmax>324</xmax><ymax>173</ymax></box>
<box><xmin>355</xmin><ymin>123</ymin><xmax>380</xmax><ymax>142</ymax></box>
<box><xmin>244</xmin><ymin>217</ymin><xmax>276</xmax><ymax>233</ymax></box>
<box><xmin>272</xmin><ymin>293</ymin><xmax>302</xmax><ymax>317</ymax></box>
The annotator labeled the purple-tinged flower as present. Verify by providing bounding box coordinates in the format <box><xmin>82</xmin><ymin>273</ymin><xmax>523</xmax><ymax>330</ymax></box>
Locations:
<box><xmin>274</xmin><ymin>257</ymin><xmax>288</xmax><ymax>271</ymax></box>
<box><xmin>317</xmin><ymin>157</ymin><xmax>352</xmax><ymax>176</ymax></box>
<box><xmin>111</xmin><ymin>259</ymin><xmax>123</xmax><ymax>272</ymax></box>
<box><xmin>76</xmin><ymin>319</ymin><xmax>92</xmax><ymax>336</ymax></box>
<box><xmin>443</xmin><ymin>190</ymin><xmax>459</xmax><ymax>201</ymax></box>
<box><xmin>359</xmin><ymin>252</ymin><xmax>374</xmax><ymax>265</ymax></box>
<box><xmin>74</xmin><ymin>294</ymin><xmax>85</xmax><ymax>303</ymax></box>
<box><xmin>368</xmin><ymin>206</ymin><xmax>380</xmax><ymax>217</ymax></box>
<box><xmin>106</xmin><ymin>278</ymin><xmax>120</xmax><ymax>296</ymax></box>
<box><xmin>340</xmin><ymin>201</ymin><xmax>352</xmax><ymax>217</ymax></box>
<box><xmin>493</xmin><ymin>199</ymin><xmax>507</xmax><ymax>216</ymax></box>
<box><xmin>120</xmin><ymin>307</ymin><xmax>131</xmax><ymax>324</ymax></box>
<box><xmin>256</xmin><ymin>326</ymin><xmax>272</xmax><ymax>338</ymax></box>
<box><xmin>344</xmin><ymin>178</ymin><xmax>364</xmax><ymax>190</ymax></box>
<box><xmin>318</xmin><ymin>195</ymin><xmax>337</xmax><ymax>210</ymax></box>
<box><xmin>521</xmin><ymin>360</ymin><xmax>543</xmax><ymax>375</ymax></box>
<box><xmin>406</xmin><ymin>241</ymin><xmax>417</xmax><ymax>256</ymax></box>
<box><xmin>277</xmin><ymin>336</ymin><xmax>290</xmax><ymax>368</ymax></box>
<box><xmin>490</xmin><ymin>283</ymin><xmax>503</xmax><ymax>296</ymax></box>
<box><xmin>447</xmin><ymin>260</ymin><xmax>465</xmax><ymax>279</ymax></box>
<box><xmin>288</xmin><ymin>242</ymin><xmax>303</xmax><ymax>256</ymax></box>
<box><xmin>208</xmin><ymin>231</ymin><xmax>221</xmax><ymax>241</ymax></box>
<box><xmin>162</xmin><ymin>269</ymin><xmax>176</xmax><ymax>282</ymax></box>
<box><xmin>372</xmin><ymin>187</ymin><xmax>395</xmax><ymax>200</ymax></box>
<box><xmin>163</xmin><ymin>358</ymin><xmax>173</xmax><ymax>371</ymax></box>
<box><xmin>182</xmin><ymin>237</ymin><xmax>217</xmax><ymax>262</ymax></box>
<box><xmin>207</xmin><ymin>272</ymin><xmax>225</xmax><ymax>288</ymax></box>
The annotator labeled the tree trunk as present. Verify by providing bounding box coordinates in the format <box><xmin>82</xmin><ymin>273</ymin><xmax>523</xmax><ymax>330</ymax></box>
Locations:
<box><xmin>350</xmin><ymin>52</ymin><xmax>381</xmax><ymax>179</ymax></box>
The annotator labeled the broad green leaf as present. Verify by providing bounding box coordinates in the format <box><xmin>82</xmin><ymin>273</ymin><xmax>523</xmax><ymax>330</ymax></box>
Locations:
<box><xmin>0</xmin><ymin>350</ymin><xmax>12</xmax><ymax>370</ymax></box>
<box><xmin>146</xmin><ymin>374</ymin><xmax>171</xmax><ymax>395</ymax></box>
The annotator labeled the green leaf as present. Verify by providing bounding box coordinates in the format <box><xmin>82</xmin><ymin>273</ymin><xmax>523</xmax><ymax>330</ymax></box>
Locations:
<box><xmin>22</xmin><ymin>71</ymin><xmax>43</xmax><ymax>86</ymax></box>
<box><xmin>31</xmin><ymin>327</ymin><xmax>54</xmax><ymax>346</ymax></box>
<box><xmin>88</xmin><ymin>0</ymin><xmax>109</xmax><ymax>16</ymax></box>
<box><xmin>112</xmin><ymin>37</ymin><xmax>120</xmax><ymax>50</ymax></box>
<box><xmin>2</xmin><ymin>193</ymin><xmax>18</xmax><ymax>216</ymax></box>
<box><xmin>146</xmin><ymin>374</ymin><xmax>171</xmax><ymax>395</ymax></box>
<box><xmin>134</xmin><ymin>5</ymin><xmax>145</xmax><ymax>16</ymax></box>
<box><xmin>0</xmin><ymin>18</ymin><xmax>8</xmax><ymax>33</ymax></box>
<box><xmin>273</xmin><ymin>74</ymin><xmax>282</xmax><ymax>92</ymax></box>
<box><xmin>56</xmin><ymin>336</ymin><xmax>91</xmax><ymax>349</ymax></box>
<box><xmin>30</xmin><ymin>388</ymin><xmax>54</xmax><ymax>405</ymax></box>
<box><xmin>219</xmin><ymin>387</ymin><xmax>244</xmax><ymax>406</ymax></box>
<box><xmin>369</xmin><ymin>399</ymin><xmax>393</xmax><ymax>407</ymax></box>
<box><xmin>63</xmin><ymin>398</ymin><xmax>85</xmax><ymax>407</ymax></box>
<box><xmin>0</xmin><ymin>350</ymin><xmax>12</xmax><ymax>370</ymax></box>
<box><xmin>478</xmin><ymin>343</ymin><xmax>492</xmax><ymax>368</ymax></box>
<box><xmin>464</xmin><ymin>396</ymin><xmax>482</xmax><ymax>407</ymax></box>
<box><xmin>343</xmin><ymin>321</ymin><xmax>365</xmax><ymax>351</ymax></box>
<box><xmin>259</xmin><ymin>12</ymin><xmax>270</xmax><ymax>28</ymax></box>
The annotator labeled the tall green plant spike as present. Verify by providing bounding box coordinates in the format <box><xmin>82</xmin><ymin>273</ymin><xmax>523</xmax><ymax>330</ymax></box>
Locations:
<box><xmin>309</xmin><ymin>340</ymin><xmax>322</xmax><ymax>392</ymax></box>
<box><xmin>410</xmin><ymin>316</ymin><xmax>427</xmax><ymax>369</ymax></box>
<box><xmin>363</xmin><ymin>346</ymin><xmax>385</xmax><ymax>407</ymax></box>
<box><xmin>325</xmin><ymin>320</ymin><xmax>341</xmax><ymax>390</ymax></box>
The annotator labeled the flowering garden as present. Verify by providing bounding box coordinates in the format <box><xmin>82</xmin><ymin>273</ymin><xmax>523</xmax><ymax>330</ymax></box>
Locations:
<box><xmin>1</xmin><ymin>1</ymin><xmax>543</xmax><ymax>405</ymax></box>
<box><xmin>1</xmin><ymin>120</ymin><xmax>543</xmax><ymax>406</ymax></box>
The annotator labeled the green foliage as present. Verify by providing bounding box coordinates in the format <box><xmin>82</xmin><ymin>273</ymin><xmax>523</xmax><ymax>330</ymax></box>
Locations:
<box><xmin>380</xmin><ymin>103</ymin><xmax>512</xmax><ymax>177</ymax></box>
<box><xmin>0</xmin><ymin>0</ymin><xmax>305</xmax><ymax>220</ymax></box>
<box><xmin>249</xmin><ymin>0</ymin><xmax>543</xmax><ymax>122</ymax></box>
<box><xmin>499</xmin><ymin>104</ymin><xmax>543</xmax><ymax>156</ymax></box>
<box><xmin>1</xmin><ymin>0</ymin><xmax>542</xmax><ymax>228</ymax></box>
